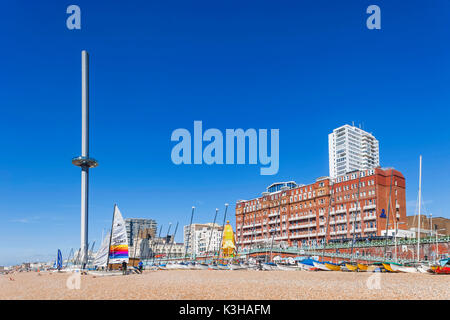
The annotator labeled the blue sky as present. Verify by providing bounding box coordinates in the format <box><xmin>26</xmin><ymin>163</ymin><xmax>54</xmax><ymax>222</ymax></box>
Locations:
<box><xmin>0</xmin><ymin>0</ymin><xmax>449</xmax><ymax>266</ymax></box>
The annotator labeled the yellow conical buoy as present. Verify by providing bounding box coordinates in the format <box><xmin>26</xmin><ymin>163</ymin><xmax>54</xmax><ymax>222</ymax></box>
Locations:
<box><xmin>221</xmin><ymin>220</ymin><xmax>236</xmax><ymax>258</ymax></box>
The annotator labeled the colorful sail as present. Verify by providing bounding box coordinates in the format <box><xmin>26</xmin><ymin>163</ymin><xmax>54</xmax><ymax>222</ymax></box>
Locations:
<box><xmin>93</xmin><ymin>232</ymin><xmax>110</xmax><ymax>267</ymax></box>
<box><xmin>108</xmin><ymin>205</ymin><xmax>129</xmax><ymax>264</ymax></box>
<box><xmin>57</xmin><ymin>249</ymin><xmax>63</xmax><ymax>270</ymax></box>
<box><xmin>220</xmin><ymin>220</ymin><xmax>236</xmax><ymax>258</ymax></box>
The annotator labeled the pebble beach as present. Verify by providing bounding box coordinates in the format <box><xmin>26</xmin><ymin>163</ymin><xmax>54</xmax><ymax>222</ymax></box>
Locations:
<box><xmin>1</xmin><ymin>270</ymin><xmax>449</xmax><ymax>300</ymax></box>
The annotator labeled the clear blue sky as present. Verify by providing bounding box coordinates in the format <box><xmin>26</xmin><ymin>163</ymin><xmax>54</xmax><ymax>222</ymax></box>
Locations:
<box><xmin>1</xmin><ymin>0</ymin><xmax>449</xmax><ymax>266</ymax></box>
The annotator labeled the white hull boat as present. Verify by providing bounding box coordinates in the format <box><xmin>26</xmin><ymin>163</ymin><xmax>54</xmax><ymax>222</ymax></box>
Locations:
<box><xmin>262</xmin><ymin>263</ymin><xmax>277</xmax><ymax>271</ymax></box>
<box><xmin>195</xmin><ymin>263</ymin><xmax>210</xmax><ymax>270</ymax></box>
<box><xmin>229</xmin><ymin>263</ymin><xmax>246</xmax><ymax>270</ymax></box>
<box><xmin>390</xmin><ymin>263</ymin><xmax>418</xmax><ymax>273</ymax></box>
<box><xmin>312</xmin><ymin>261</ymin><xmax>330</xmax><ymax>271</ymax></box>
<box><xmin>277</xmin><ymin>264</ymin><xmax>299</xmax><ymax>271</ymax></box>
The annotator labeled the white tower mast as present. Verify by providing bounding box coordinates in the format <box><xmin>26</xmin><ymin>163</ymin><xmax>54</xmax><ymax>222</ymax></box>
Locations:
<box><xmin>417</xmin><ymin>155</ymin><xmax>422</xmax><ymax>263</ymax></box>
<box><xmin>72</xmin><ymin>51</ymin><xmax>98</xmax><ymax>268</ymax></box>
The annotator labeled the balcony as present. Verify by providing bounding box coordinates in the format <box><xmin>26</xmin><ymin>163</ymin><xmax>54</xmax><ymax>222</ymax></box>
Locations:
<box><xmin>364</xmin><ymin>227</ymin><xmax>377</xmax><ymax>232</ymax></box>
<box><xmin>268</xmin><ymin>212</ymin><xmax>279</xmax><ymax>218</ymax></box>
<box><xmin>363</xmin><ymin>204</ymin><xmax>376</xmax><ymax>210</ymax></box>
<box><xmin>349</xmin><ymin>206</ymin><xmax>361</xmax><ymax>212</ymax></box>
<box><xmin>364</xmin><ymin>215</ymin><xmax>376</xmax><ymax>221</ymax></box>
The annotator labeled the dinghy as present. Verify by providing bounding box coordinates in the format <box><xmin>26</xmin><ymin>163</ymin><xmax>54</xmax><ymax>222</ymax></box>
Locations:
<box><xmin>357</xmin><ymin>263</ymin><xmax>368</xmax><ymax>271</ymax></box>
<box><xmin>345</xmin><ymin>263</ymin><xmax>358</xmax><ymax>272</ymax></box>
<box><xmin>324</xmin><ymin>262</ymin><xmax>340</xmax><ymax>271</ymax></box>
<box><xmin>390</xmin><ymin>263</ymin><xmax>418</xmax><ymax>273</ymax></box>
<box><xmin>312</xmin><ymin>261</ymin><xmax>330</xmax><ymax>271</ymax></box>
<box><xmin>262</xmin><ymin>262</ymin><xmax>277</xmax><ymax>271</ymax></box>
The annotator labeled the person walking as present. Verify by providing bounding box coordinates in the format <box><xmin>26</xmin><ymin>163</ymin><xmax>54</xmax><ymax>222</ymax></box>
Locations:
<box><xmin>138</xmin><ymin>261</ymin><xmax>143</xmax><ymax>273</ymax></box>
<box><xmin>122</xmin><ymin>261</ymin><xmax>127</xmax><ymax>275</ymax></box>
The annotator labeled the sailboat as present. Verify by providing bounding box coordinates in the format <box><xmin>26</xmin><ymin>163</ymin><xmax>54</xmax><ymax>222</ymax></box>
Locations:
<box><xmin>90</xmin><ymin>204</ymin><xmax>129</xmax><ymax>274</ymax></box>
<box><xmin>93</xmin><ymin>231</ymin><xmax>111</xmax><ymax>268</ymax></box>
<box><xmin>107</xmin><ymin>205</ymin><xmax>129</xmax><ymax>266</ymax></box>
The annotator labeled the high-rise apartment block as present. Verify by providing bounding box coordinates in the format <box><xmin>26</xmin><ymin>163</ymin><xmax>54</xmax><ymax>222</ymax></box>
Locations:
<box><xmin>329</xmin><ymin>124</ymin><xmax>379</xmax><ymax>178</ymax></box>
<box><xmin>183</xmin><ymin>223</ymin><xmax>224</xmax><ymax>256</ymax></box>
<box><xmin>125</xmin><ymin>218</ymin><xmax>157</xmax><ymax>247</ymax></box>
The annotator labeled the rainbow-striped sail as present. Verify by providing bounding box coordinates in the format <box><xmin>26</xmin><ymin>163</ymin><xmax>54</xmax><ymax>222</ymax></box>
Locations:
<box><xmin>108</xmin><ymin>205</ymin><xmax>129</xmax><ymax>264</ymax></box>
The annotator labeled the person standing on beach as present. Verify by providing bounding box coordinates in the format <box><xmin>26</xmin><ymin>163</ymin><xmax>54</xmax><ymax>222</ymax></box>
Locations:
<box><xmin>122</xmin><ymin>261</ymin><xmax>127</xmax><ymax>275</ymax></box>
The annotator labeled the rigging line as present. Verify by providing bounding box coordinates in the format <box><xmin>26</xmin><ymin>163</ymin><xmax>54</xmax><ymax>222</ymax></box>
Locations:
<box><xmin>205</xmin><ymin>209</ymin><xmax>219</xmax><ymax>262</ymax></box>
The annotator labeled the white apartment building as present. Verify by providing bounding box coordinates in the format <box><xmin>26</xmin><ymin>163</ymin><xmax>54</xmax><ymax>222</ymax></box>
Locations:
<box><xmin>328</xmin><ymin>124</ymin><xmax>380</xmax><ymax>178</ymax></box>
<box><xmin>183</xmin><ymin>223</ymin><xmax>224</xmax><ymax>256</ymax></box>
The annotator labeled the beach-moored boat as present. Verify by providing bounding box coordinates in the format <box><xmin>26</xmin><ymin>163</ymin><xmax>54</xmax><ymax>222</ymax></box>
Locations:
<box><xmin>312</xmin><ymin>261</ymin><xmax>330</xmax><ymax>271</ymax></box>
<box><xmin>217</xmin><ymin>263</ymin><xmax>230</xmax><ymax>270</ymax></box>
<box><xmin>229</xmin><ymin>263</ymin><xmax>246</xmax><ymax>270</ymax></box>
<box><xmin>345</xmin><ymin>263</ymin><xmax>358</xmax><ymax>272</ymax></box>
<box><xmin>382</xmin><ymin>262</ymin><xmax>399</xmax><ymax>272</ymax></box>
<box><xmin>429</xmin><ymin>259</ymin><xmax>450</xmax><ymax>274</ymax></box>
<box><xmin>262</xmin><ymin>262</ymin><xmax>278</xmax><ymax>271</ymax></box>
<box><xmin>390</xmin><ymin>263</ymin><xmax>418</xmax><ymax>273</ymax></box>
<box><xmin>298</xmin><ymin>258</ymin><xmax>319</xmax><ymax>271</ymax></box>
<box><xmin>276</xmin><ymin>263</ymin><xmax>299</xmax><ymax>271</ymax></box>
<box><xmin>357</xmin><ymin>263</ymin><xmax>368</xmax><ymax>271</ymax></box>
<box><xmin>324</xmin><ymin>262</ymin><xmax>341</xmax><ymax>271</ymax></box>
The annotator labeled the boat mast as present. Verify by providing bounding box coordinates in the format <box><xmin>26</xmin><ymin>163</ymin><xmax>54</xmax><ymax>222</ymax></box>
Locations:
<box><xmin>215</xmin><ymin>204</ymin><xmax>228</xmax><ymax>264</ymax></box>
<box><xmin>166</xmin><ymin>222</ymin><xmax>179</xmax><ymax>263</ymax></box>
<box><xmin>132</xmin><ymin>223</ymin><xmax>141</xmax><ymax>266</ymax></box>
<box><xmin>184</xmin><ymin>206</ymin><xmax>195</xmax><ymax>262</ymax></box>
<box><xmin>152</xmin><ymin>224</ymin><xmax>163</xmax><ymax>264</ymax></box>
<box><xmin>88</xmin><ymin>241</ymin><xmax>95</xmax><ymax>266</ymax></box>
<box><xmin>205</xmin><ymin>209</ymin><xmax>219</xmax><ymax>262</ymax></box>
<box><xmin>159</xmin><ymin>223</ymin><xmax>172</xmax><ymax>265</ymax></box>
<box><xmin>106</xmin><ymin>204</ymin><xmax>116</xmax><ymax>270</ymax></box>
<box><xmin>417</xmin><ymin>155</ymin><xmax>422</xmax><ymax>263</ymax></box>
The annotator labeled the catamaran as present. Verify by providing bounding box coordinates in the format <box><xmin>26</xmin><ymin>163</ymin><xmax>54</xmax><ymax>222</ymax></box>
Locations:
<box><xmin>91</xmin><ymin>204</ymin><xmax>129</xmax><ymax>275</ymax></box>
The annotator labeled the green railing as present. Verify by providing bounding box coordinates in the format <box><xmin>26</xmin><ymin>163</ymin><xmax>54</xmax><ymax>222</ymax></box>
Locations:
<box><xmin>238</xmin><ymin>236</ymin><xmax>450</xmax><ymax>263</ymax></box>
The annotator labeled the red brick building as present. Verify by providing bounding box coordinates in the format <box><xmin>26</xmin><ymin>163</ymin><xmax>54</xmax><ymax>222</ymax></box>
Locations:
<box><xmin>235</xmin><ymin>168</ymin><xmax>407</xmax><ymax>248</ymax></box>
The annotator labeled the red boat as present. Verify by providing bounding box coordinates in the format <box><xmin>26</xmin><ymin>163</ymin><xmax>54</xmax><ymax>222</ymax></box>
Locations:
<box><xmin>432</xmin><ymin>266</ymin><xmax>450</xmax><ymax>274</ymax></box>
<box><xmin>430</xmin><ymin>258</ymin><xmax>450</xmax><ymax>274</ymax></box>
